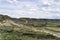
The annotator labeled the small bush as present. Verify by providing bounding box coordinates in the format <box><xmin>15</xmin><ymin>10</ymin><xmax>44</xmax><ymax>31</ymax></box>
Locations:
<box><xmin>56</xmin><ymin>25</ymin><xmax>60</xmax><ymax>27</ymax></box>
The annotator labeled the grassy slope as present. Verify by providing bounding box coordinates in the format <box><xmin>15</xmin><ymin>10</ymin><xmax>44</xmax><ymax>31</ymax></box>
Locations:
<box><xmin>0</xmin><ymin>24</ymin><xmax>60</xmax><ymax>40</ymax></box>
<box><xmin>0</xmin><ymin>15</ymin><xmax>60</xmax><ymax>40</ymax></box>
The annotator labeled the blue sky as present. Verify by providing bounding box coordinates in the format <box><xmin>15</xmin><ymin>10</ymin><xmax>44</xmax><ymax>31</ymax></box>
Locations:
<box><xmin>0</xmin><ymin>0</ymin><xmax>60</xmax><ymax>19</ymax></box>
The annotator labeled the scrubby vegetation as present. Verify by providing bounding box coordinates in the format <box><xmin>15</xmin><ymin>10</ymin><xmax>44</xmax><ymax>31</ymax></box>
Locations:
<box><xmin>0</xmin><ymin>14</ymin><xmax>60</xmax><ymax>40</ymax></box>
<box><xmin>0</xmin><ymin>28</ymin><xmax>60</xmax><ymax>40</ymax></box>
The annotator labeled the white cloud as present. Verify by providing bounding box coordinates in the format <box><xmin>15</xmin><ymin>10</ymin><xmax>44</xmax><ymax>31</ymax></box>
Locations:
<box><xmin>0</xmin><ymin>0</ymin><xmax>60</xmax><ymax>19</ymax></box>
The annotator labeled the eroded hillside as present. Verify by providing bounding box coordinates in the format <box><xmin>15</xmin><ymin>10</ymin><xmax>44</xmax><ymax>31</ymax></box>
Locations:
<box><xmin>0</xmin><ymin>14</ymin><xmax>60</xmax><ymax>40</ymax></box>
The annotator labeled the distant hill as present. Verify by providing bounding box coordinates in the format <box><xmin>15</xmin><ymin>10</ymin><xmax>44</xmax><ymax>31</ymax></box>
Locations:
<box><xmin>0</xmin><ymin>14</ymin><xmax>60</xmax><ymax>23</ymax></box>
<box><xmin>0</xmin><ymin>14</ymin><xmax>60</xmax><ymax>27</ymax></box>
